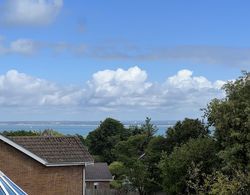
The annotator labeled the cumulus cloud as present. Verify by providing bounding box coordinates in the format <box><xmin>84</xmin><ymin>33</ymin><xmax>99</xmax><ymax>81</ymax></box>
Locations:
<box><xmin>166</xmin><ymin>69</ymin><xmax>225</xmax><ymax>89</ymax></box>
<box><xmin>0</xmin><ymin>70</ymin><xmax>83</xmax><ymax>106</ymax></box>
<box><xmin>0</xmin><ymin>67</ymin><xmax>226</xmax><ymax>119</ymax></box>
<box><xmin>88</xmin><ymin>66</ymin><xmax>152</xmax><ymax>96</ymax></box>
<box><xmin>86</xmin><ymin>66</ymin><xmax>153</xmax><ymax>107</ymax></box>
<box><xmin>1</xmin><ymin>0</ymin><xmax>63</xmax><ymax>26</ymax></box>
<box><xmin>86</xmin><ymin>67</ymin><xmax>225</xmax><ymax>110</ymax></box>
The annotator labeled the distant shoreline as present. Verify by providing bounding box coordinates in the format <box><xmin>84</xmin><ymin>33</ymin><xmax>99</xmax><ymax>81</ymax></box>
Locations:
<box><xmin>0</xmin><ymin>121</ymin><xmax>176</xmax><ymax>136</ymax></box>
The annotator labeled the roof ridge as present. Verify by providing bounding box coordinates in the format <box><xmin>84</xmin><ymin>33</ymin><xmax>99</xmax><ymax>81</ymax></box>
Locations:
<box><xmin>1</xmin><ymin>135</ymin><xmax>94</xmax><ymax>166</ymax></box>
<box><xmin>8</xmin><ymin>135</ymin><xmax>78</xmax><ymax>138</ymax></box>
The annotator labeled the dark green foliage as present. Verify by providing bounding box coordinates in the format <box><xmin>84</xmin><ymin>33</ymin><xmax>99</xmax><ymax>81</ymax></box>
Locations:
<box><xmin>160</xmin><ymin>137</ymin><xmax>218</xmax><ymax>194</ymax></box>
<box><xmin>1</xmin><ymin>130</ymin><xmax>40</xmax><ymax>136</ymax></box>
<box><xmin>126</xmin><ymin>160</ymin><xmax>149</xmax><ymax>195</ymax></box>
<box><xmin>144</xmin><ymin>136</ymin><xmax>168</xmax><ymax>192</ymax></box>
<box><xmin>109</xmin><ymin>161</ymin><xmax>126</xmax><ymax>189</ymax></box>
<box><xmin>113</xmin><ymin>134</ymin><xmax>149</xmax><ymax>194</ymax></box>
<box><xmin>141</xmin><ymin>117</ymin><xmax>158</xmax><ymax>137</ymax></box>
<box><xmin>128</xmin><ymin>125</ymin><xmax>146</xmax><ymax>136</ymax></box>
<box><xmin>114</xmin><ymin>134</ymin><xmax>148</xmax><ymax>163</ymax></box>
<box><xmin>113</xmin><ymin>118</ymin><xmax>161</xmax><ymax>194</ymax></box>
<box><xmin>1</xmin><ymin>129</ymin><xmax>63</xmax><ymax>137</ymax></box>
<box><xmin>204</xmin><ymin>72</ymin><xmax>250</xmax><ymax>172</ymax></box>
<box><xmin>86</xmin><ymin>118</ymin><xmax>129</xmax><ymax>163</ymax></box>
<box><xmin>166</xmin><ymin>118</ymin><xmax>208</xmax><ymax>153</ymax></box>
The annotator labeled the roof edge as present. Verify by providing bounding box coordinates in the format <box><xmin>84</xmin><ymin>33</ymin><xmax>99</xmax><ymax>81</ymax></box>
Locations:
<box><xmin>85</xmin><ymin>179</ymin><xmax>113</xmax><ymax>182</ymax></box>
<box><xmin>0</xmin><ymin>134</ymin><xmax>48</xmax><ymax>165</ymax></box>
<box><xmin>46</xmin><ymin>162</ymin><xmax>94</xmax><ymax>167</ymax></box>
<box><xmin>0</xmin><ymin>135</ymin><xmax>94</xmax><ymax>167</ymax></box>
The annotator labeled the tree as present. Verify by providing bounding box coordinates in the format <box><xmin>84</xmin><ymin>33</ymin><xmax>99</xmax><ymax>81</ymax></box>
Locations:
<box><xmin>113</xmin><ymin>133</ymin><xmax>155</xmax><ymax>194</ymax></box>
<box><xmin>114</xmin><ymin>134</ymin><xmax>148</xmax><ymax>163</ymax></box>
<box><xmin>165</xmin><ymin>118</ymin><xmax>208</xmax><ymax>153</ymax></box>
<box><xmin>160</xmin><ymin>137</ymin><xmax>218</xmax><ymax>194</ymax></box>
<box><xmin>109</xmin><ymin>161</ymin><xmax>126</xmax><ymax>189</ymax></box>
<box><xmin>128</xmin><ymin>125</ymin><xmax>145</xmax><ymax>136</ymax></box>
<box><xmin>86</xmin><ymin>118</ymin><xmax>129</xmax><ymax>163</ymax></box>
<box><xmin>144</xmin><ymin>136</ymin><xmax>168</xmax><ymax>192</ymax></box>
<box><xmin>204</xmin><ymin>72</ymin><xmax>250</xmax><ymax>172</ymax></box>
<box><xmin>126</xmin><ymin>160</ymin><xmax>149</xmax><ymax>195</ymax></box>
<box><xmin>204</xmin><ymin>170</ymin><xmax>250</xmax><ymax>194</ymax></box>
<box><xmin>1</xmin><ymin>129</ymin><xmax>63</xmax><ymax>136</ymax></box>
<box><xmin>41</xmin><ymin>129</ymin><xmax>63</xmax><ymax>136</ymax></box>
<box><xmin>1</xmin><ymin>130</ymin><xmax>40</xmax><ymax>136</ymax></box>
<box><xmin>141</xmin><ymin>117</ymin><xmax>158</xmax><ymax>138</ymax></box>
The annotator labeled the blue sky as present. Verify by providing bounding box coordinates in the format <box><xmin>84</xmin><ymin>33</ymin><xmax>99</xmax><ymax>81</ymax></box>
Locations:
<box><xmin>0</xmin><ymin>0</ymin><xmax>249</xmax><ymax>121</ymax></box>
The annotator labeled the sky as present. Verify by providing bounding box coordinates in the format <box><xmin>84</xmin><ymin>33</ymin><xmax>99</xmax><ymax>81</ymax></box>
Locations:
<box><xmin>0</xmin><ymin>0</ymin><xmax>249</xmax><ymax>121</ymax></box>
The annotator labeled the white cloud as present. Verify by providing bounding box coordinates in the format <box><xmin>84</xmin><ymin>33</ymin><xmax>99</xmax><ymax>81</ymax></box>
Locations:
<box><xmin>1</xmin><ymin>0</ymin><xmax>63</xmax><ymax>26</ymax></box>
<box><xmin>0</xmin><ymin>70</ymin><xmax>82</xmax><ymax>106</ymax></box>
<box><xmin>88</xmin><ymin>66</ymin><xmax>152</xmax><ymax>97</ymax></box>
<box><xmin>166</xmin><ymin>69</ymin><xmax>224</xmax><ymax>89</ymax></box>
<box><xmin>86</xmin><ymin>67</ymin><xmax>225</xmax><ymax>110</ymax></box>
<box><xmin>0</xmin><ymin>38</ymin><xmax>38</xmax><ymax>55</ymax></box>
<box><xmin>0</xmin><ymin>67</ymin><xmax>226</xmax><ymax>119</ymax></box>
<box><xmin>10</xmin><ymin>39</ymin><xmax>37</xmax><ymax>55</ymax></box>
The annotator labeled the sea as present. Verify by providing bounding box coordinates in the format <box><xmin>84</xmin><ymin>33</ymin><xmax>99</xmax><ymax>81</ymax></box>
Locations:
<box><xmin>0</xmin><ymin>121</ymin><xmax>176</xmax><ymax>137</ymax></box>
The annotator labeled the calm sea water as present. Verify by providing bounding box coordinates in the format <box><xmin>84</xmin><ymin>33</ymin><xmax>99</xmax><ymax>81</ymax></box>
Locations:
<box><xmin>0</xmin><ymin>121</ymin><xmax>176</xmax><ymax>136</ymax></box>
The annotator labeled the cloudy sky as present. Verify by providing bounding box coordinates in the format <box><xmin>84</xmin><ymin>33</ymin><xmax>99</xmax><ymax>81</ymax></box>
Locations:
<box><xmin>0</xmin><ymin>0</ymin><xmax>249</xmax><ymax>121</ymax></box>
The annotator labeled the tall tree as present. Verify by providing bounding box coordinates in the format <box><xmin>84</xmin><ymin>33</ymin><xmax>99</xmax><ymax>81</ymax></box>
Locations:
<box><xmin>113</xmin><ymin>134</ymin><xmax>149</xmax><ymax>194</ymax></box>
<box><xmin>144</xmin><ymin>136</ymin><xmax>168</xmax><ymax>192</ymax></box>
<box><xmin>165</xmin><ymin>118</ymin><xmax>208</xmax><ymax>153</ymax></box>
<box><xmin>160</xmin><ymin>137</ymin><xmax>218</xmax><ymax>194</ymax></box>
<box><xmin>86</xmin><ymin>118</ymin><xmax>129</xmax><ymax>163</ymax></box>
<box><xmin>204</xmin><ymin>72</ymin><xmax>250</xmax><ymax>172</ymax></box>
<box><xmin>141</xmin><ymin>117</ymin><xmax>158</xmax><ymax>138</ymax></box>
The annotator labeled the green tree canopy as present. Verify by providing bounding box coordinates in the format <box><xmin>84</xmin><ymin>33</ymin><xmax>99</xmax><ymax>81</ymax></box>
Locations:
<box><xmin>113</xmin><ymin>134</ymin><xmax>148</xmax><ymax>163</ymax></box>
<box><xmin>160</xmin><ymin>137</ymin><xmax>218</xmax><ymax>194</ymax></box>
<box><xmin>109</xmin><ymin>161</ymin><xmax>126</xmax><ymax>189</ymax></box>
<box><xmin>204</xmin><ymin>72</ymin><xmax>250</xmax><ymax>172</ymax></box>
<box><xmin>144</xmin><ymin>136</ymin><xmax>168</xmax><ymax>192</ymax></box>
<box><xmin>165</xmin><ymin>118</ymin><xmax>208</xmax><ymax>153</ymax></box>
<box><xmin>86</xmin><ymin>118</ymin><xmax>129</xmax><ymax>163</ymax></box>
<box><xmin>1</xmin><ymin>129</ymin><xmax>63</xmax><ymax>137</ymax></box>
<box><xmin>141</xmin><ymin>117</ymin><xmax>158</xmax><ymax>138</ymax></box>
<box><xmin>1</xmin><ymin>130</ymin><xmax>40</xmax><ymax>136</ymax></box>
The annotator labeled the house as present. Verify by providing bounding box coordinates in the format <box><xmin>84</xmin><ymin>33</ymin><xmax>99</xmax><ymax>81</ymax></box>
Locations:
<box><xmin>0</xmin><ymin>135</ymin><xmax>94</xmax><ymax>195</ymax></box>
<box><xmin>0</xmin><ymin>170</ymin><xmax>27</xmax><ymax>195</ymax></box>
<box><xmin>85</xmin><ymin>163</ymin><xmax>113</xmax><ymax>189</ymax></box>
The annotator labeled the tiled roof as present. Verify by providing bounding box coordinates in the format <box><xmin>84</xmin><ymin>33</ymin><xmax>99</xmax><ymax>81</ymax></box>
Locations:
<box><xmin>85</xmin><ymin>163</ymin><xmax>113</xmax><ymax>181</ymax></box>
<box><xmin>8</xmin><ymin>136</ymin><xmax>94</xmax><ymax>165</ymax></box>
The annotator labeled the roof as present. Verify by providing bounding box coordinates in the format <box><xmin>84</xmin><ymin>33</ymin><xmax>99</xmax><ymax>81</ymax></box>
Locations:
<box><xmin>0</xmin><ymin>135</ymin><xmax>94</xmax><ymax>166</ymax></box>
<box><xmin>0</xmin><ymin>171</ymin><xmax>27</xmax><ymax>195</ymax></box>
<box><xmin>85</xmin><ymin>163</ymin><xmax>113</xmax><ymax>181</ymax></box>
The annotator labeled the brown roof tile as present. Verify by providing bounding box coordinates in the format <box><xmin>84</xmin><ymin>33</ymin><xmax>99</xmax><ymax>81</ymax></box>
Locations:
<box><xmin>8</xmin><ymin>136</ymin><xmax>94</xmax><ymax>165</ymax></box>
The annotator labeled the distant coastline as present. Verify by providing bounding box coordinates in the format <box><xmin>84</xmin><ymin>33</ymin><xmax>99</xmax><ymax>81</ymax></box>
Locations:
<box><xmin>0</xmin><ymin>120</ymin><xmax>176</xmax><ymax>136</ymax></box>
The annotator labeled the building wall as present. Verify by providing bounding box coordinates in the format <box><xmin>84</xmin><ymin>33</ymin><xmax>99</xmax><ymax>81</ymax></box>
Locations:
<box><xmin>86</xmin><ymin>181</ymin><xmax>110</xmax><ymax>189</ymax></box>
<box><xmin>0</xmin><ymin>141</ymin><xmax>84</xmax><ymax>195</ymax></box>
